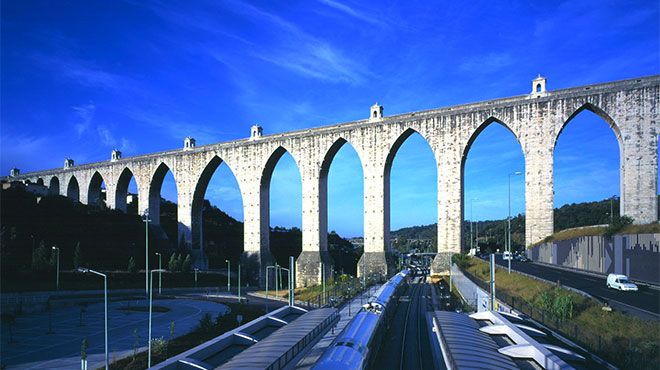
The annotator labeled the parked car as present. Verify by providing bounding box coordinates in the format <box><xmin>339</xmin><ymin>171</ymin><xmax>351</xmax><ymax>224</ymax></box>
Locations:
<box><xmin>515</xmin><ymin>254</ymin><xmax>530</xmax><ymax>262</ymax></box>
<box><xmin>606</xmin><ymin>274</ymin><xmax>638</xmax><ymax>291</ymax></box>
<box><xmin>503</xmin><ymin>251</ymin><xmax>513</xmax><ymax>260</ymax></box>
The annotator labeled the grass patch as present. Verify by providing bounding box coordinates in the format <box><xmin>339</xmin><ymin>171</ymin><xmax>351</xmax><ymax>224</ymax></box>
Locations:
<box><xmin>257</xmin><ymin>274</ymin><xmax>368</xmax><ymax>305</ymax></box>
<box><xmin>462</xmin><ymin>257</ymin><xmax>660</xmax><ymax>369</ymax></box>
<box><xmin>104</xmin><ymin>301</ymin><xmax>265</xmax><ymax>370</ymax></box>
<box><xmin>531</xmin><ymin>222</ymin><xmax>660</xmax><ymax>247</ymax></box>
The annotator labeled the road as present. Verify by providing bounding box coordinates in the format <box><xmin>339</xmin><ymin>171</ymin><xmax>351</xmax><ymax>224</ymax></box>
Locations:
<box><xmin>489</xmin><ymin>255</ymin><xmax>660</xmax><ymax>318</ymax></box>
<box><xmin>370</xmin><ymin>277</ymin><xmax>435</xmax><ymax>370</ymax></box>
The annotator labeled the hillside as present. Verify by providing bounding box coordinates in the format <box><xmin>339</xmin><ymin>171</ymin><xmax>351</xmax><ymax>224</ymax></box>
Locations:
<box><xmin>0</xmin><ymin>187</ymin><xmax>359</xmax><ymax>275</ymax></box>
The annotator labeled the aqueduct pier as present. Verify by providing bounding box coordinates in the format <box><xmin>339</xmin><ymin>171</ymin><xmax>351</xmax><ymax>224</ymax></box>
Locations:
<box><xmin>5</xmin><ymin>75</ymin><xmax>659</xmax><ymax>287</ymax></box>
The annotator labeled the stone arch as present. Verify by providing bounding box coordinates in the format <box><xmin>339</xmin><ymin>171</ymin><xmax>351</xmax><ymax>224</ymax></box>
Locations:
<box><xmin>49</xmin><ymin>176</ymin><xmax>60</xmax><ymax>196</ymax></box>
<box><xmin>36</xmin><ymin>178</ymin><xmax>44</xmax><ymax>186</ymax></box>
<box><xmin>87</xmin><ymin>171</ymin><xmax>107</xmax><ymax>207</ymax></box>
<box><xmin>260</xmin><ymin>146</ymin><xmax>302</xmax><ymax>258</ymax></box>
<box><xmin>191</xmin><ymin>155</ymin><xmax>243</xmax><ymax>252</ymax></box>
<box><xmin>149</xmin><ymin>162</ymin><xmax>177</xmax><ymax>226</ymax></box>
<box><xmin>554</xmin><ymin>103</ymin><xmax>623</xmax><ymax>149</ymax></box>
<box><xmin>460</xmin><ymin>117</ymin><xmax>525</xmax><ymax>250</ymax></box>
<box><xmin>115</xmin><ymin>167</ymin><xmax>139</xmax><ymax>213</ymax></box>
<box><xmin>553</xmin><ymin>103</ymin><xmax>622</xmax><ymax>225</ymax></box>
<box><xmin>67</xmin><ymin>176</ymin><xmax>80</xmax><ymax>202</ymax></box>
<box><xmin>319</xmin><ymin>137</ymin><xmax>365</xmax><ymax>259</ymax></box>
<box><xmin>384</xmin><ymin>128</ymin><xmax>438</xmax><ymax>252</ymax></box>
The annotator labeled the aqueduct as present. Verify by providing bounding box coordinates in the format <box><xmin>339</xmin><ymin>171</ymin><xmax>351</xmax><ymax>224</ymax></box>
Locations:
<box><xmin>5</xmin><ymin>75</ymin><xmax>659</xmax><ymax>287</ymax></box>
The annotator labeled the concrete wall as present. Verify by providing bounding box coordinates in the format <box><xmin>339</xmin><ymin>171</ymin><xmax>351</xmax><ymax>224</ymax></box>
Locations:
<box><xmin>5</xmin><ymin>75</ymin><xmax>660</xmax><ymax>286</ymax></box>
<box><xmin>529</xmin><ymin>233</ymin><xmax>660</xmax><ymax>284</ymax></box>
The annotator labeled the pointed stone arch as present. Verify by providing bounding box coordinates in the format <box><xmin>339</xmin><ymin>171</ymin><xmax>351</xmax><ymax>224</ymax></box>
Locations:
<box><xmin>149</xmin><ymin>162</ymin><xmax>177</xmax><ymax>226</ymax></box>
<box><xmin>49</xmin><ymin>176</ymin><xmax>60</xmax><ymax>196</ymax></box>
<box><xmin>87</xmin><ymin>171</ymin><xmax>106</xmax><ymax>207</ymax></box>
<box><xmin>36</xmin><ymin>178</ymin><xmax>44</xmax><ymax>186</ymax></box>
<box><xmin>555</xmin><ymin>103</ymin><xmax>622</xmax><ymax>149</ymax></box>
<box><xmin>67</xmin><ymin>176</ymin><xmax>80</xmax><ymax>202</ymax></box>
<box><xmin>115</xmin><ymin>167</ymin><xmax>139</xmax><ymax>213</ymax></box>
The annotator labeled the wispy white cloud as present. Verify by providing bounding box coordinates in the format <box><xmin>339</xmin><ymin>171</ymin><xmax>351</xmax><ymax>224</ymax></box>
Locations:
<box><xmin>72</xmin><ymin>103</ymin><xmax>95</xmax><ymax>137</ymax></box>
<box><xmin>317</xmin><ymin>0</ymin><xmax>383</xmax><ymax>26</ymax></box>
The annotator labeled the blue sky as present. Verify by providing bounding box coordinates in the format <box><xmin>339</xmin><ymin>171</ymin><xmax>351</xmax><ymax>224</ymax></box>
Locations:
<box><xmin>2</xmin><ymin>1</ymin><xmax>658</xmax><ymax>237</ymax></box>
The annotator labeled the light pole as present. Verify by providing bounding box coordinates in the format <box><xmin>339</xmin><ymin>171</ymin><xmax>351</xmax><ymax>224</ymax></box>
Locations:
<box><xmin>148</xmin><ymin>268</ymin><xmax>167</xmax><ymax>368</ymax></box>
<box><xmin>143</xmin><ymin>212</ymin><xmax>151</xmax><ymax>297</ymax></box>
<box><xmin>610</xmin><ymin>195</ymin><xmax>616</xmax><ymax>224</ymax></box>
<box><xmin>52</xmin><ymin>246</ymin><xmax>60</xmax><ymax>290</ymax></box>
<box><xmin>78</xmin><ymin>268</ymin><xmax>108</xmax><ymax>370</ymax></box>
<box><xmin>238</xmin><ymin>263</ymin><xmax>241</xmax><ymax>302</ymax></box>
<box><xmin>194</xmin><ymin>268</ymin><xmax>199</xmax><ymax>287</ymax></box>
<box><xmin>155</xmin><ymin>252</ymin><xmax>162</xmax><ymax>294</ymax></box>
<box><xmin>508</xmin><ymin>171</ymin><xmax>522</xmax><ymax>274</ymax></box>
<box><xmin>226</xmin><ymin>260</ymin><xmax>230</xmax><ymax>293</ymax></box>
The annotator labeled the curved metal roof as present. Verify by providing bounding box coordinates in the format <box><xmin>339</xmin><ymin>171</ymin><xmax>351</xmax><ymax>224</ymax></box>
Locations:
<box><xmin>434</xmin><ymin>311</ymin><xmax>519</xmax><ymax>370</ymax></box>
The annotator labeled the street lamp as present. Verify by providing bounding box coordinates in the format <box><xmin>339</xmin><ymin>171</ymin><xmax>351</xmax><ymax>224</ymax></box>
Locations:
<box><xmin>52</xmin><ymin>246</ymin><xmax>60</xmax><ymax>290</ymax></box>
<box><xmin>194</xmin><ymin>268</ymin><xmax>199</xmax><ymax>287</ymax></box>
<box><xmin>470</xmin><ymin>198</ymin><xmax>478</xmax><ymax>253</ymax></box>
<box><xmin>155</xmin><ymin>252</ymin><xmax>162</xmax><ymax>294</ymax></box>
<box><xmin>78</xmin><ymin>268</ymin><xmax>108</xmax><ymax>370</ymax></box>
<box><xmin>143</xmin><ymin>212</ymin><xmax>151</xmax><ymax>297</ymax></box>
<box><xmin>226</xmin><ymin>260</ymin><xmax>231</xmax><ymax>292</ymax></box>
<box><xmin>508</xmin><ymin>171</ymin><xmax>522</xmax><ymax>274</ymax></box>
<box><xmin>148</xmin><ymin>268</ymin><xmax>167</xmax><ymax>368</ymax></box>
<box><xmin>610</xmin><ymin>195</ymin><xmax>616</xmax><ymax>224</ymax></box>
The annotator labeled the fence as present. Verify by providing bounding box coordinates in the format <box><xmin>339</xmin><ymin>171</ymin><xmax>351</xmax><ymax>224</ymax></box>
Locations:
<box><xmin>459</xmin><ymin>267</ymin><xmax>658</xmax><ymax>369</ymax></box>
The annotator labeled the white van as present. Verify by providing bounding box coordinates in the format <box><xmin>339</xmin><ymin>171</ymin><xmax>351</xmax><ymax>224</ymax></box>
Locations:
<box><xmin>503</xmin><ymin>251</ymin><xmax>513</xmax><ymax>260</ymax></box>
<box><xmin>606</xmin><ymin>274</ymin><xmax>638</xmax><ymax>291</ymax></box>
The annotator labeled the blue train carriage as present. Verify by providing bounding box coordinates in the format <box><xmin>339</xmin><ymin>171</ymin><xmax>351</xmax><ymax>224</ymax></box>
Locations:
<box><xmin>312</xmin><ymin>269</ymin><xmax>409</xmax><ymax>370</ymax></box>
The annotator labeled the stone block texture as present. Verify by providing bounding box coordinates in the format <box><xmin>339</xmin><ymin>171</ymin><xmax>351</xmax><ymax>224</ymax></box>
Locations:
<box><xmin>6</xmin><ymin>76</ymin><xmax>659</xmax><ymax>286</ymax></box>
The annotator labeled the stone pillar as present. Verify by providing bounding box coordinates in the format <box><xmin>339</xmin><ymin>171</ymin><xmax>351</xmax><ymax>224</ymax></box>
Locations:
<box><xmin>433</xmin><ymin>149</ymin><xmax>462</xmax><ymax>275</ymax></box>
<box><xmin>359</xmin><ymin>164</ymin><xmax>389</xmax><ymax>281</ymax></box>
<box><xmin>241</xmin><ymin>177</ymin><xmax>273</xmax><ymax>287</ymax></box>
<box><xmin>524</xmin><ymin>144</ymin><xmax>554</xmax><ymax>245</ymax></box>
<box><xmin>619</xmin><ymin>117</ymin><xmax>658</xmax><ymax>224</ymax></box>
<box><xmin>297</xmin><ymin>167</ymin><xmax>332</xmax><ymax>287</ymax></box>
<box><xmin>105</xmin><ymin>180</ymin><xmax>118</xmax><ymax>211</ymax></box>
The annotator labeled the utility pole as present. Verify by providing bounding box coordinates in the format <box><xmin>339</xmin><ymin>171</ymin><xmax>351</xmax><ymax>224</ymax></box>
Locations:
<box><xmin>143</xmin><ymin>212</ymin><xmax>151</xmax><ymax>297</ymax></box>
<box><xmin>508</xmin><ymin>172</ymin><xmax>521</xmax><ymax>273</ymax></box>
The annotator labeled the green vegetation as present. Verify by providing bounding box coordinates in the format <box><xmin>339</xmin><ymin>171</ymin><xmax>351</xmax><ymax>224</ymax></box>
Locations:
<box><xmin>461</xmin><ymin>257</ymin><xmax>659</xmax><ymax>369</ymax></box>
<box><xmin>108</xmin><ymin>301</ymin><xmax>265</xmax><ymax>369</ymax></box>
<box><xmin>1</xmin><ymin>186</ymin><xmax>360</xmax><ymax>290</ymax></box>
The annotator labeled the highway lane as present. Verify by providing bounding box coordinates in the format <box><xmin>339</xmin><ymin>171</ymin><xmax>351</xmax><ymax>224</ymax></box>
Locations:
<box><xmin>488</xmin><ymin>254</ymin><xmax>659</xmax><ymax>317</ymax></box>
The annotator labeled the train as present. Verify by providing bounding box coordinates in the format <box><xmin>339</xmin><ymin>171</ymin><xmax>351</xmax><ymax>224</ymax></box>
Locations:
<box><xmin>312</xmin><ymin>269</ymin><xmax>410</xmax><ymax>370</ymax></box>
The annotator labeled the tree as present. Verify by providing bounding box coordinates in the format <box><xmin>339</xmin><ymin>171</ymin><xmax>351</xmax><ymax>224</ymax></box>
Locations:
<box><xmin>168</xmin><ymin>253</ymin><xmax>177</xmax><ymax>271</ymax></box>
<box><xmin>73</xmin><ymin>243</ymin><xmax>82</xmax><ymax>269</ymax></box>
<box><xmin>32</xmin><ymin>243</ymin><xmax>52</xmax><ymax>272</ymax></box>
<box><xmin>181</xmin><ymin>254</ymin><xmax>192</xmax><ymax>272</ymax></box>
<box><xmin>175</xmin><ymin>254</ymin><xmax>185</xmax><ymax>272</ymax></box>
<box><xmin>127</xmin><ymin>257</ymin><xmax>137</xmax><ymax>273</ymax></box>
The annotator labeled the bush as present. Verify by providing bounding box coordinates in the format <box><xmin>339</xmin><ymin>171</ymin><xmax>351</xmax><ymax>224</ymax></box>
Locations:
<box><xmin>168</xmin><ymin>253</ymin><xmax>181</xmax><ymax>272</ymax></box>
<box><xmin>604</xmin><ymin>215</ymin><xmax>634</xmax><ymax>238</ymax></box>
<box><xmin>150</xmin><ymin>337</ymin><xmax>168</xmax><ymax>358</ymax></box>
<box><xmin>198</xmin><ymin>312</ymin><xmax>214</xmax><ymax>333</ymax></box>
<box><xmin>31</xmin><ymin>244</ymin><xmax>53</xmax><ymax>272</ymax></box>
<box><xmin>73</xmin><ymin>243</ymin><xmax>82</xmax><ymax>269</ymax></box>
<box><xmin>451</xmin><ymin>253</ymin><xmax>471</xmax><ymax>269</ymax></box>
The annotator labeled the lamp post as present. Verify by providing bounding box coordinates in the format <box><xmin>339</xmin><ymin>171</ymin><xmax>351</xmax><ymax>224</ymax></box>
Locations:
<box><xmin>155</xmin><ymin>252</ymin><xmax>162</xmax><ymax>294</ymax></box>
<box><xmin>237</xmin><ymin>263</ymin><xmax>241</xmax><ymax>302</ymax></box>
<box><xmin>52</xmin><ymin>246</ymin><xmax>60</xmax><ymax>290</ymax></box>
<box><xmin>78</xmin><ymin>268</ymin><xmax>108</xmax><ymax>370</ymax></box>
<box><xmin>148</xmin><ymin>268</ymin><xmax>167</xmax><ymax>368</ymax></box>
<box><xmin>143</xmin><ymin>212</ymin><xmax>151</xmax><ymax>297</ymax></box>
<box><xmin>508</xmin><ymin>171</ymin><xmax>522</xmax><ymax>274</ymax></box>
<box><xmin>610</xmin><ymin>195</ymin><xmax>616</xmax><ymax>224</ymax></box>
<box><xmin>194</xmin><ymin>268</ymin><xmax>199</xmax><ymax>287</ymax></box>
<box><xmin>226</xmin><ymin>260</ymin><xmax>230</xmax><ymax>293</ymax></box>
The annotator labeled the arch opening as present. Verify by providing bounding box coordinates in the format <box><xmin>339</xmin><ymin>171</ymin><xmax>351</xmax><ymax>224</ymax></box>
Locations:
<box><xmin>554</xmin><ymin>107</ymin><xmax>621</xmax><ymax>230</ymax></box>
<box><xmin>462</xmin><ymin>119</ymin><xmax>525</xmax><ymax>254</ymax></box>
<box><xmin>386</xmin><ymin>129</ymin><xmax>438</xmax><ymax>262</ymax></box>
<box><xmin>36</xmin><ymin>178</ymin><xmax>44</xmax><ymax>186</ymax></box>
<box><xmin>149</xmin><ymin>163</ymin><xmax>178</xmax><ymax>247</ymax></box>
<box><xmin>87</xmin><ymin>171</ymin><xmax>107</xmax><ymax>208</ymax></box>
<box><xmin>261</xmin><ymin>147</ymin><xmax>302</xmax><ymax>266</ymax></box>
<box><xmin>67</xmin><ymin>176</ymin><xmax>80</xmax><ymax>202</ymax></box>
<box><xmin>321</xmin><ymin>138</ymin><xmax>364</xmax><ymax>275</ymax></box>
<box><xmin>192</xmin><ymin>156</ymin><xmax>244</xmax><ymax>268</ymax></box>
<box><xmin>116</xmin><ymin>167</ymin><xmax>139</xmax><ymax>214</ymax></box>
<box><xmin>49</xmin><ymin>177</ymin><xmax>60</xmax><ymax>196</ymax></box>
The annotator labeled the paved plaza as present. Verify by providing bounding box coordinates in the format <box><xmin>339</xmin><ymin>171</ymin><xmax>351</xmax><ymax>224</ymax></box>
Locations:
<box><xmin>1</xmin><ymin>298</ymin><xmax>228</xmax><ymax>369</ymax></box>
